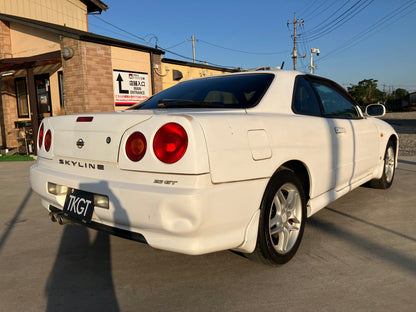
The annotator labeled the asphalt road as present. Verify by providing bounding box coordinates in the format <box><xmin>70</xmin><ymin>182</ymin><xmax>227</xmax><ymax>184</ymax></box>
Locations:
<box><xmin>0</xmin><ymin>158</ymin><xmax>415</xmax><ymax>312</ymax></box>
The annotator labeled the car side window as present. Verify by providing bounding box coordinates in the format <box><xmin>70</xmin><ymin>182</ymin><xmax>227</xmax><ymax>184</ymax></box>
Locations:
<box><xmin>292</xmin><ymin>77</ymin><xmax>322</xmax><ymax>116</ymax></box>
<box><xmin>311</xmin><ymin>82</ymin><xmax>360</xmax><ymax>119</ymax></box>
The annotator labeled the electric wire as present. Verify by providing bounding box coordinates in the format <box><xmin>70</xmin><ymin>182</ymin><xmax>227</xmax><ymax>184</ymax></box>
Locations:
<box><xmin>316</xmin><ymin>0</ymin><xmax>416</xmax><ymax>64</ymax></box>
<box><xmin>166</xmin><ymin>40</ymin><xmax>188</xmax><ymax>50</ymax></box>
<box><xmin>90</xmin><ymin>16</ymin><xmax>239</xmax><ymax>68</ymax></box>
<box><xmin>301</xmin><ymin>0</ymin><xmax>375</xmax><ymax>42</ymax></box>
<box><xmin>197</xmin><ymin>39</ymin><xmax>289</xmax><ymax>55</ymax></box>
<box><xmin>301</xmin><ymin>0</ymin><xmax>332</xmax><ymax>21</ymax></box>
<box><xmin>296</xmin><ymin>1</ymin><xmax>320</xmax><ymax>18</ymax></box>
<box><xmin>93</xmin><ymin>15</ymin><xmax>148</xmax><ymax>43</ymax></box>
<box><xmin>300</xmin><ymin>0</ymin><xmax>353</xmax><ymax>36</ymax></box>
<box><xmin>88</xmin><ymin>21</ymin><xmax>142</xmax><ymax>42</ymax></box>
<box><xmin>298</xmin><ymin>25</ymin><xmax>310</xmax><ymax>72</ymax></box>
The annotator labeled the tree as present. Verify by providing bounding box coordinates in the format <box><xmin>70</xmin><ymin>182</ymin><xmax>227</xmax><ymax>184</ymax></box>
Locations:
<box><xmin>347</xmin><ymin>79</ymin><xmax>384</xmax><ymax>106</ymax></box>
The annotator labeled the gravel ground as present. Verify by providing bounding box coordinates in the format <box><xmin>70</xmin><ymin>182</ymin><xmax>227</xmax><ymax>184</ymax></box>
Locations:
<box><xmin>381</xmin><ymin>111</ymin><xmax>416</xmax><ymax>156</ymax></box>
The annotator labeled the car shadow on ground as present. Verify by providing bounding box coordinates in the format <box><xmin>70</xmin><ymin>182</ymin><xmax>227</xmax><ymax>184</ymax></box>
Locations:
<box><xmin>307</xmin><ymin>208</ymin><xmax>416</xmax><ymax>275</ymax></box>
<box><xmin>45</xmin><ymin>180</ymin><xmax>128</xmax><ymax>312</ymax></box>
<box><xmin>45</xmin><ymin>226</ymin><xmax>119</xmax><ymax>312</ymax></box>
<box><xmin>0</xmin><ymin>188</ymin><xmax>32</xmax><ymax>253</ymax></box>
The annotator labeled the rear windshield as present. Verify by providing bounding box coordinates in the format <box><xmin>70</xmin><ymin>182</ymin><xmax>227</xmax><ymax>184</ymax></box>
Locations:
<box><xmin>131</xmin><ymin>73</ymin><xmax>274</xmax><ymax>110</ymax></box>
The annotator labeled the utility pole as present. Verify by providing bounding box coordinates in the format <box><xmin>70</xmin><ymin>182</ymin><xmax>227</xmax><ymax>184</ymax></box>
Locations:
<box><xmin>191</xmin><ymin>35</ymin><xmax>196</xmax><ymax>63</ymax></box>
<box><xmin>287</xmin><ymin>13</ymin><xmax>305</xmax><ymax>70</ymax></box>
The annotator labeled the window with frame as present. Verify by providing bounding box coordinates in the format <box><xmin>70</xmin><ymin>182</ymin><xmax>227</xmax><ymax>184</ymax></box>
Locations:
<box><xmin>292</xmin><ymin>76</ymin><xmax>321</xmax><ymax>116</ymax></box>
<box><xmin>311</xmin><ymin>82</ymin><xmax>360</xmax><ymax>119</ymax></box>
<box><xmin>15</xmin><ymin>78</ymin><xmax>29</xmax><ymax>118</ymax></box>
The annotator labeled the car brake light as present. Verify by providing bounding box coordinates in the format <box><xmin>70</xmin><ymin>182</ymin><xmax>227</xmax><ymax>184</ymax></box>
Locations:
<box><xmin>153</xmin><ymin>123</ymin><xmax>188</xmax><ymax>164</ymax></box>
<box><xmin>125</xmin><ymin>132</ymin><xmax>147</xmax><ymax>162</ymax></box>
<box><xmin>44</xmin><ymin>130</ymin><xmax>52</xmax><ymax>152</ymax></box>
<box><xmin>38</xmin><ymin>123</ymin><xmax>44</xmax><ymax>149</ymax></box>
<box><xmin>76</xmin><ymin>116</ymin><xmax>94</xmax><ymax>122</ymax></box>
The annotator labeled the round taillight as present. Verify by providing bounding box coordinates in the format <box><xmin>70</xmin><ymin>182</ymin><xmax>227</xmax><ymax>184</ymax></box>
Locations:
<box><xmin>44</xmin><ymin>130</ymin><xmax>52</xmax><ymax>152</ymax></box>
<box><xmin>126</xmin><ymin>132</ymin><xmax>147</xmax><ymax>162</ymax></box>
<box><xmin>38</xmin><ymin>123</ymin><xmax>44</xmax><ymax>149</ymax></box>
<box><xmin>153</xmin><ymin>123</ymin><xmax>188</xmax><ymax>164</ymax></box>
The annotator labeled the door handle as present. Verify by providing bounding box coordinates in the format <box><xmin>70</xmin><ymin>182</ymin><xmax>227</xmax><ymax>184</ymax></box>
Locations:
<box><xmin>335</xmin><ymin>127</ymin><xmax>346</xmax><ymax>134</ymax></box>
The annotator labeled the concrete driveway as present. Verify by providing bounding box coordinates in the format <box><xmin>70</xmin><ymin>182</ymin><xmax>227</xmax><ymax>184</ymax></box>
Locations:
<box><xmin>0</xmin><ymin>157</ymin><xmax>415</xmax><ymax>312</ymax></box>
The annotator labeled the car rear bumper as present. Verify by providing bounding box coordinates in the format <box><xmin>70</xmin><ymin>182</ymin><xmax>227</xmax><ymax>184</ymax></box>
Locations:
<box><xmin>30</xmin><ymin>157</ymin><xmax>266</xmax><ymax>255</ymax></box>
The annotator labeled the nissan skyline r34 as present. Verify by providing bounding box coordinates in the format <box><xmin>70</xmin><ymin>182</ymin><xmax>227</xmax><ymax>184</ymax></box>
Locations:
<box><xmin>30</xmin><ymin>70</ymin><xmax>398</xmax><ymax>265</ymax></box>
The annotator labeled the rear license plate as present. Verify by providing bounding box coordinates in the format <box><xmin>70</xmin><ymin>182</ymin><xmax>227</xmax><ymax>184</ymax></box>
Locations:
<box><xmin>63</xmin><ymin>189</ymin><xmax>94</xmax><ymax>223</ymax></box>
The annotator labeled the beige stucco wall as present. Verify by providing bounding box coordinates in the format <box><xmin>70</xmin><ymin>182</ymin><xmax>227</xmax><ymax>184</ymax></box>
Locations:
<box><xmin>0</xmin><ymin>0</ymin><xmax>88</xmax><ymax>31</ymax></box>
<box><xmin>9</xmin><ymin>22</ymin><xmax>60</xmax><ymax>58</ymax></box>
<box><xmin>110</xmin><ymin>46</ymin><xmax>152</xmax><ymax>111</ymax></box>
<box><xmin>111</xmin><ymin>46</ymin><xmax>151</xmax><ymax>74</ymax></box>
<box><xmin>161</xmin><ymin>63</ymin><xmax>229</xmax><ymax>90</ymax></box>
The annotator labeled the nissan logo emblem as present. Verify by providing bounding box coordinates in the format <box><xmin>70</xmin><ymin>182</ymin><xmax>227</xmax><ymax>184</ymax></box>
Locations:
<box><xmin>76</xmin><ymin>138</ymin><xmax>85</xmax><ymax>149</ymax></box>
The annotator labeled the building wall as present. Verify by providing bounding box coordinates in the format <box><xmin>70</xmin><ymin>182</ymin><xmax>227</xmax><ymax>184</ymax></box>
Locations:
<box><xmin>111</xmin><ymin>46</ymin><xmax>151</xmax><ymax>111</ymax></box>
<box><xmin>62</xmin><ymin>37</ymin><xmax>114</xmax><ymax>114</ymax></box>
<box><xmin>0</xmin><ymin>20</ymin><xmax>11</xmax><ymax>147</ymax></box>
<box><xmin>161</xmin><ymin>62</ymin><xmax>232</xmax><ymax>90</ymax></box>
<box><xmin>0</xmin><ymin>77</ymin><xmax>20</xmax><ymax>148</ymax></box>
<box><xmin>0</xmin><ymin>0</ymin><xmax>89</xmax><ymax>31</ymax></box>
<box><xmin>0</xmin><ymin>20</ymin><xmax>15</xmax><ymax>147</ymax></box>
<box><xmin>9</xmin><ymin>22</ymin><xmax>61</xmax><ymax>58</ymax></box>
<box><xmin>0</xmin><ymin>20</ymin><xmax>12</xmax><ymax>59</ymax></box>
<box><xmin>151</xmin><ymin>53</ymin><xmax>163</xmax><ymax>94</ymax></box>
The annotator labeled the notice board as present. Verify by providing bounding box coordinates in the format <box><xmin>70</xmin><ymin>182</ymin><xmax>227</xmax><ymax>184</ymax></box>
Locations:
<box><xmin>113</xmin><ymin>70</ymin><xmax>150</xmax><ymax>106</ymax></box>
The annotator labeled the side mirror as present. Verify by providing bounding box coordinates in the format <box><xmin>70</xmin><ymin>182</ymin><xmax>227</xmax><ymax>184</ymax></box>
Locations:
<box><xmin>365</xmin><ymin>104</ymin><xmax>386</xmax><ymax>117</ymax></box>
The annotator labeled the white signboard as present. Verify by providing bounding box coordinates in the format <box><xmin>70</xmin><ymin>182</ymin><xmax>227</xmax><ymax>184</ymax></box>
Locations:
<box><xmin>113</xmin><ymin>70</ymin><xmax>150</xmax><ymax>106</ymax></box>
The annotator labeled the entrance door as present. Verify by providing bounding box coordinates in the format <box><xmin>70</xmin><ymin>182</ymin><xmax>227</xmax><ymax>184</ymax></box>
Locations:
<box><xmin>35</xmin><ymin>74</ymin><xmax>52</xmax><ymax>122</ymax></box>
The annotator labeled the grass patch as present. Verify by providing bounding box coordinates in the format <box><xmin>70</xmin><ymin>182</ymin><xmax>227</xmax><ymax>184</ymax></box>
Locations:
<box><xmin>0</xmin><ymin>154</ymin><xmax>35</xmax><ymax>162</ymax></box>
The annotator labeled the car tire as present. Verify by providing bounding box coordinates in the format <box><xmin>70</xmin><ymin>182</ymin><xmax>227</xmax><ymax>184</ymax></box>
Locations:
<box><xmin>248</xmin><ymin>168</ymin><xmax>306</xmax><ymax>265</ymax></box>
<box><xmin>368</xmin><ymin>141</ymin><xmax>396</xmax><ymax>189</ymax></box>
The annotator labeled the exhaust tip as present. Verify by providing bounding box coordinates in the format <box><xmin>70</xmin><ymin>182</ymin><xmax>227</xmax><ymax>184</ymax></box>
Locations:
<box><xmin>49</xmin><ymin>212</ymin><xmax>57</xmax><ymax>222</ymax></box>
<box><xmin>58</xmin><ymin>216</ymin><xmax>64</xmax><ymax>225</ymax></box>
<box><xmin>58</xmin><ymin>215</ymin><xmax>74</xmax><ymax>225</ymax></box>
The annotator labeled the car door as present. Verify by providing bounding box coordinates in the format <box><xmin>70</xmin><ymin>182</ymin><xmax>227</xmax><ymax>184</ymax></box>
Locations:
<box><xmin>349</xmin><ymin>115</ymin><xmax>379</xmax><ymax>182</ymax></box>
<box><xmin>310</xmin><ymin>80</ymin><xmax>360</xmax><ymax>191</ymax></box>
<box><xmin>291</xmin><ymin>76</ymin><xmax>348</xmax><ymax>196</ymax></box>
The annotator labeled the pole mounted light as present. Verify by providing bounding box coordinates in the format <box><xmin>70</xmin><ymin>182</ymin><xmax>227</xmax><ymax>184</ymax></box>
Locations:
<box><xmin>310</xmin><ymin>48</ymin><xmax>320</xmax><ymax>74</ymax></box>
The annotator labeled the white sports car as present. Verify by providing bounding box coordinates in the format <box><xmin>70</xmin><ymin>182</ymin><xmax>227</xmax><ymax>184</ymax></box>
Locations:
<box><xmin>30</xmin><ymin>70</ymin><xmax>398</xmax><ymax>265</ymax></box>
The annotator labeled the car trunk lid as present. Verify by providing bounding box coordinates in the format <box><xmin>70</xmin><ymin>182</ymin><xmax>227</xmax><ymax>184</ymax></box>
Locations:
<box><xmin>50</xmin><ymin>111</ymin><xmax>152</xmax><ymax>163</ymax></box>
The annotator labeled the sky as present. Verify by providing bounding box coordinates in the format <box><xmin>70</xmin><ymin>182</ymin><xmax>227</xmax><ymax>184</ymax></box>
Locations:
<box><xmin>87</xmin><ymin>0</ymin><xmax>416</xmax><ymax>92</ymax></box>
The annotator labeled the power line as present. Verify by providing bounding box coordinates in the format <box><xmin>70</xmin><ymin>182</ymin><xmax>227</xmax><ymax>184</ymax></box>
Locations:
<box><xmin>166</xmin><ymin>40</ymin><xmax>188</xmax><ymax>50</ymax></box>
<box><xmin>300</xmin><ymin>0</ymin><xmax>353</xmax><ymax>36</ymax></box>
<box><xmin>296</xmin><ymin>1</ymin><xmax>320</xmax><ymax>18</ymax></box>
<box><xmin>91</xmin><ymin>16</ymin><xmax>239</xmax><ymax>69</ymax></box>
<box><xmin>316</xmin><ymin>0</ymin><xmax>416</xmax><ymax>64</ymax></box>
<box><xmin>301</xmin><ymin>0</ymin><xmax>375</xmax><ymax>42</ymax></box>
<box><xmin>301</xmin><ymin>0</ymin><xmax>333</xmax><ymax>21</ymax></box>
<box><xmin>92</xmin><ymin>15</ymin><xmax>148</xmax><ymax>43</ymax></box>
<box><xmin>197</xmin><ymin>38</ymin><xmax>289</xmax><ymax>55</ymax></box>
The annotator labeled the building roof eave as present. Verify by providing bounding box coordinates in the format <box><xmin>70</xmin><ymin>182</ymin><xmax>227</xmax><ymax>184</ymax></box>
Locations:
<box><xmin>81</xmin><ymin>0</ymin><xmax>109</xmax><ymax>14</ymax></box>
<box><xmin>0</xmin><ymin>51</ymin><xmax>62</xmax><ymax>72</ymax></box>
<box><xmin>162</xmin><ymin>58</ymin><xmax>239</xmax><ymax>72</ymax></box>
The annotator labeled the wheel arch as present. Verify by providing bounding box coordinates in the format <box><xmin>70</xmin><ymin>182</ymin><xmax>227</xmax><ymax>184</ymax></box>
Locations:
<box><xmin>275</xmin><ymin>160</ymin><xmax>311</xmax><ymax>203</ymax></box>
<box><xmin>388</xmin><ymin>134</ymin><xmax>399</xmax><ymax>166</ymax></box>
